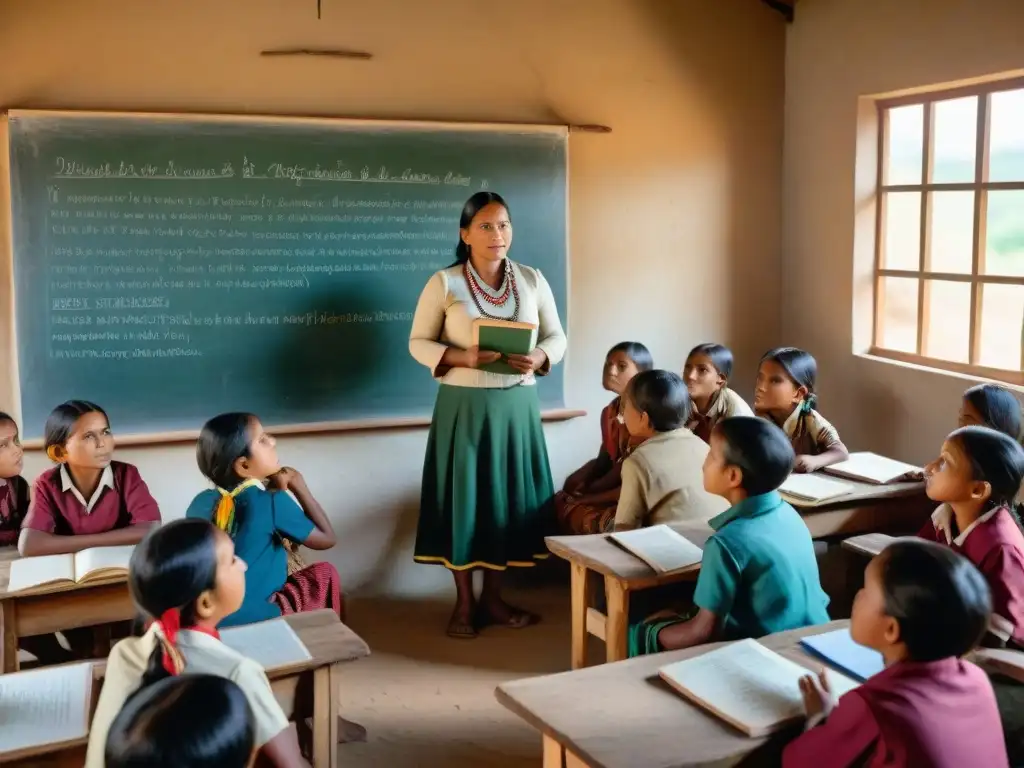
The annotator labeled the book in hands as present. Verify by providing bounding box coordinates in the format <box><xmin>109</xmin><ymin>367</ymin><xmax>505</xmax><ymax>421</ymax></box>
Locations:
<box><xmin>824</xmin><ymin>452</ymin><xmax>922</xmax><ymax>485</ymax></box>
<box><xmin>658</xmin><ymin>638</ymin><xmax>859</xmax><ymax>737</ymax></box>
<box><xmin>472</xmin><ymin>318</ymin><xmax>537</xmax><ymax>376</ymax></box>
<box><xmin>800</xmin><ymin>628</ymin><xmax>885</xmax><ymax>682</ymax></box>
<box><xmin>779</xmin><ymin>473</ymin><xmax>854</xmax><ymax>505</ymax></box>
<box><xmin>6</xmin><ymin>545</ymin><xmax>135</xmax><ymax>593</ymax></box>
<box><xmin>608</xmin><ymin>524</ymin><xmax>703</xmax><ymax>574</ymax></box>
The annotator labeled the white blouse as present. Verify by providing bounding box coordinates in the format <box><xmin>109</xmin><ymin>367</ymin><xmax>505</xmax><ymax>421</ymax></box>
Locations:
<box><xmin>409</xmin><ymin>261</ymin><xmax>567</xmax><ymax>388</ymax></box>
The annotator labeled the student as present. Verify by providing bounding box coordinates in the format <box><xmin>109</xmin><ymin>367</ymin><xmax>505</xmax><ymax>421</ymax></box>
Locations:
<box><xmin>682</xmin><ymin>342</ymin><xmax>753</xmax><ymax>443</ymax></box>
<box><xmin>630</xmin><ymin>417</ymin><xmax>829</xmax><ymax>656</ymax></box>
<box><xmin>19</xmin><ymin>400</ymin><xmax>160</xmax><ymax>556</ymax></box>
<box><xmin>917</xmin><ymin>426</ymin><xmax>1024</xmax><ymax>647</ymax></box>
<box><xmin>105</xmin><ymin>675</ymin><xmax>256</xmax><ymax>768</ymax></box>
<box><xmin>754</xmin><ymin>347</ymin><xmax>849</xmax><ymax>473</ymax></box>
<box><xmin>0</xmin><ymin>412</ymin><xmax>28</xmax><ymax>547</ymax></box>
<box><xmin>186</xmin><ymin>413</ymin><xmax>342</xmax><ymax>628</ymax></box>
<box><xmin>959</xmin><ymin>383</ymin><xmax>1022</xmax><ymax>440</ymax></box>
<box><xmin>85</xmin><ymin>518</ymin><xmax>308</xmax><ymax>768</ymax></box>
<box><xmin>612</xmin><ymin>370</ymin><xmax>728</xmax><ymax>532</ymax></box>
<box><xmin>785</xmin><ymin>540</ymin><xmax>1007</xmax><ymax>767</ymax></box>
<box><xmin>555</xmin><ymin>341</ymin><xmax>653</xmax><ymax>534</ymax></box>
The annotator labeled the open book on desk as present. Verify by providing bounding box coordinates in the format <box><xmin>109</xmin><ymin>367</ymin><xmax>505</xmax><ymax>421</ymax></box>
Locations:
<box><xmin>472</xmin><ymin>318</ymin><xmax>537</xmax><ymax>376</ymax></box>
<box><xmin>0</xmin><ymin>661</ymin><xmax>93</xmax><ymax>753</ymax></box>
<box><xmin>6</xmin><ymin>545</ymin><xmax>135</xmax><ymax>594</ymax></box>
<box><xmin>219</xmin><ymin>618</ymin><xmax>312</xmax><ymax>670</ymax></box>
<box><xmin>607</xmin><ymin>525</ymin><xmax>703</xmax><ymax>574</ymax></box>
<box><xmin>825</xmin><ymin>452</ymin><xmax>921</xmax><ymax>485</ymax></box>
<box><xmin>840</xmin><ymin>533</ymin><xmax>907</xmax><ymax>558</ymax></box>
<box><xmin>659</xmin><ymin>638</ymin><xmax>859</xmax><ymax>737</ymax></box>
<box><xmin>779</xmin><ymin>473</ymin><xmax>854</xmax><ymax>506</ymax></box>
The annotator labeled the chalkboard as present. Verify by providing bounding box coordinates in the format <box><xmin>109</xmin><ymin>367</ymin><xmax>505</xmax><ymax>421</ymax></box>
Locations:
<box><xmin>6</xmin><ymin>112</ymin><xmax>568</xmax><ymax>440</ymax></box>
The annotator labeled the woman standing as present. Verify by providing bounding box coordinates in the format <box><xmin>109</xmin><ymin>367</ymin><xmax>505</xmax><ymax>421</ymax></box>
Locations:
<box><xmin>409</xmin><ymin>191</ymin><xmax>566</xmax><ymax>638</ymax></box>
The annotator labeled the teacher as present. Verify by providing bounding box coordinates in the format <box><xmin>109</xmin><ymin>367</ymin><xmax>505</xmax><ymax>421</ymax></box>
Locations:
<box><xmin>409</xmin><ymin>191</ymin><xmax>567</xmax><ymax>639</ymax></box>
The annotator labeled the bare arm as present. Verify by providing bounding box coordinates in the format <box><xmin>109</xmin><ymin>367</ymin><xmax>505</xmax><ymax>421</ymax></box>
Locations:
<box><xmin>256</xmin><ymin>724</ymin><xmax>310</xmax><ymax>768</ymax></box>
<box><xmin>18</xmin><ymin>523</ymin><xmax>154</xmax><ymax>557</ymax></box>
<box><xmin>290</xmin><ymin>476</ymin><xmax>336</xmax><ymax>551</ymax></box>
<box><xmin>655</xmin><ymin>607</ymin><xmax>719</xmax><ymax>651</ymax></box>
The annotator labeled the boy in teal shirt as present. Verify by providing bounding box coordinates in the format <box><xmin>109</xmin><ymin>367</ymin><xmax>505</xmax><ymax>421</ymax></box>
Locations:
<box><xmin>630</xmin><ymin>416</ymin><xmax>830</xmax><ymax>656</ymax></box>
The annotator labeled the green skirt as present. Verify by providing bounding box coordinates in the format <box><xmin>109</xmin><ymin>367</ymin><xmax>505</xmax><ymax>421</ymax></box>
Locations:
<box><xmin>414</xmin><ymin>384</ymin><xmax>555</xmax><ymax>571</ymax></box>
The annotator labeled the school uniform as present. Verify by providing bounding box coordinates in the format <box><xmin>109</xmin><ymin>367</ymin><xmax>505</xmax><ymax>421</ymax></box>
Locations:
<box><xmin>0</xmin><ymin>475</ymin><xmax>29</xmax><ymax>546</ymax></box>
<box><xmin>783</xmin><ymin>657</ymin><xmax>1008</xmax><ymax>767</ymax></box>
<box><xmin>918</xmin><ymin>504</ymin><xmax>1024</xmax><ymax>646</ymax></box>
<box><xmin>629</xmin><ymin>491</ymin><xmax>829</xmax><ymax>655</ymax></box>
<box><xmin>84</xmin><ymin>623</ymin><xmax>291</xmax><ymax>768</ymax></box>
<box><xmin>686</xmin><ymin>388</ymin><xmax>754</xmax><ymax>444</ymax></box>
<box><xmin>21</xmin><ymin>462</ymin><xmax>160</xmax><ymax>536</ymax></box>
<box><xmin>763</xmin><ymin>405</ymin><xmax>844</xmax><ymax>457</ymax></box>
<box><xmin>186</xmin><ymin>482</ymin><xmax>343</xmax><ymax>627</ymax></box>
<box><xmin>613</xmin><ymin>428</ymin><xmax>728</xmax><ymax>530</ymax></box>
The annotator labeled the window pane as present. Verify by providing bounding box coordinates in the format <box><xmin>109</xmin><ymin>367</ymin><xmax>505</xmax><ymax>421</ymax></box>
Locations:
<box><xmin>929</xmin><ymin>191</ymin><xmax>975</xmax><ymax>274</ymax></box>
<box><xmin>985</xmin><ymin>191</ymin><xmax>1024</xmax><ymax>277</ymax></box>
<box><xmin>990</xmin><ymin>88</ymin><xmax>1024</xmax><ymax>182</ymax></box>
<box><xmin>933</xmin><ymin>97</ymin><xmax>977</xmax><ymax>183</ymax></box>
<box><xmin>978</xmin><ymin>283</ymin><xmax>1023</xmax><ymax>371</ymax></box>
<box><xmin>883</xmin><ymin>192</ymin><xmax>921</xmax><ymax>270</ymax></box>
<box><xmin>923</xmin><ymin>280</ymin><xmax>971</xmax><ymax>363</ymax></box>
<box><xmin>885</xmin><ymin>105</ymin><xmax>923</xmax><ymax>185</ymax></box>
<box><xmin>879</xmin><ymin>277</ymin><xmax>919</xmax><ymax>353</ymax></box>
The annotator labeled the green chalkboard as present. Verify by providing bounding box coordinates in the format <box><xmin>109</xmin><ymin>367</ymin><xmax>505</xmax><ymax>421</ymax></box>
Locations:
<box><xmin>7</xmin><ymin>112</ymin><xmax>567</xmax><ymax>439</ymax></box>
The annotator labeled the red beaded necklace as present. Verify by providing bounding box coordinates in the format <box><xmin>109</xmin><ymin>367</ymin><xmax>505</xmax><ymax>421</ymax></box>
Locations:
<box><xmin>464</xmin><ymin>260</ymin><xmax>520</xmax><ymax>322</ymax></box>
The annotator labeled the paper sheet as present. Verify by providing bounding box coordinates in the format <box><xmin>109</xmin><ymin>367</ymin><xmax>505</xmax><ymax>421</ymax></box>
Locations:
<box><xmin>609</xmin><ymin>525</ymin><xmax>703</xmax><ymax>573</ymax></box>
<box><xmin>841</xmin><ymin>533</ymin><xmax>897</xmax><ymax>557</ymax></box>
<box><xmin>0</xmin><ymin>662</ymin><xmax>91</xmax><ymax>752</ymax></box>
<box><xmin>6</xmin><ymin>553</ymin><xmax>75</xmax><ymax>593</ymax></box>
<box><xmin>220</xmin><ymin>618</ymin><xmax>312</xmax><ymax>669</ymax></box>
<box><xmin>659</xmin><ymin>639</ymin><xmax>859</xmax><ymax>736</ymax></box>
<box><xmin>779</xmin><ymin>473</ymin><xmax>854</xmax><ymax>503</ymax></box>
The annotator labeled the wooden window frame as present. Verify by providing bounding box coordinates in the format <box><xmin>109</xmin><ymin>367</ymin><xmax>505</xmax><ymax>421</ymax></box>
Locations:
<box><xmin>872</xmin><ymin>76</ymin><xmax>1024</xmax><ymax>387</ymax></box>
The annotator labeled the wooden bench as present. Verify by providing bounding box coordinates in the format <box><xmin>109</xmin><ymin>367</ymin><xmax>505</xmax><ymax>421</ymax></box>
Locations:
<box><xmin>546</xmin><ymin>522</ymin><xmax>713</xmax><ymax>669</ymax></box>
<box><xmin>1</xmin><ymin>609</ymin><xmax>370</xmax><ymax>768</ymax></box>
<box><xmin>496</xmin><ymin>620</ymin><xmax>850</xmax><ymax>768</ymax></box>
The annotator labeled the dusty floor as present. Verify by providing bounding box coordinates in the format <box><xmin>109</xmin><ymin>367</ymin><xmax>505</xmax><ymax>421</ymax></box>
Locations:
<box><xmin>335</xmin><ymin>577</ymin><xmax>588</xmax><ymax>767</ymax></box>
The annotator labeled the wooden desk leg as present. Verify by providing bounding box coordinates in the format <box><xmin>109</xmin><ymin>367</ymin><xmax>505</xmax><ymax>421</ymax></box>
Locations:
<box><xmin>311</xmin><ymin>666</ymin><xmax>333</xmax><ymax>767</ymax></box>
<box><xmin>604</xmin><ymin>576</ymin><xmax>629</xmax><ymax>663</ymax></box>
<box><xmin>328</xmin><ymin>663</ymin><xmax>340</xmax><ymax>765</ymax></box>
<box><xmin>570</xmin><ymin>562</ymin><xmax>590</xmax><ymax>670</ymax></box>
<box><xmin>1</xmin><ymin>599</ymin><xmax>18</xmax><ymax>673</ymax></box>
<box><xmin>542</xmin><ymin>734</ymin><xmax>565</xmax><ymax>768</ymax></box>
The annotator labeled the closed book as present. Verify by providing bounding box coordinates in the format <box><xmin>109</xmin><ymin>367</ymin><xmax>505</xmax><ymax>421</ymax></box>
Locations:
<box><xmin>472</xmin><ymin>319</ymin><xmax>537</xmax><ymax>376</ymax></box>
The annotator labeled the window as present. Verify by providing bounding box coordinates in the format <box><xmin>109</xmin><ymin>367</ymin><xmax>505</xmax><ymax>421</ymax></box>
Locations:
<box><xmin>873</xmin><ymin>79</ymin><xmax>1024</xmax><ymax>386</ymax></box>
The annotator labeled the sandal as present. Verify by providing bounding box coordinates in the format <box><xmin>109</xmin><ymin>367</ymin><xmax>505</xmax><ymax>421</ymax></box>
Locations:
<box><xmin>446</xmin><ymin>614</ymin><xmax>479</xmax><ymax>639</ymax></box>
<box><xmin>476</xmin><ymin>606</ymin><xmax>540</xmax><ymax>630</ymax></box>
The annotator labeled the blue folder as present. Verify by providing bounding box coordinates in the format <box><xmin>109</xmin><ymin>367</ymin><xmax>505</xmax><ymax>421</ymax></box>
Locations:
<box><xmin>800</xmin><ymin>628</ymin><xmax>886</xmax><ymax>682</ymax></box>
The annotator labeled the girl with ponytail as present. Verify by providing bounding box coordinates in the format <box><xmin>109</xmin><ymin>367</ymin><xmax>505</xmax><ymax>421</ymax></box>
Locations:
<box><xmin>185</xmin><ymin>413</ymin><xmax>343</xmax><ymax>628</ymax></box>
<box><xmin>753</xmin><ymin>347</ymin><xmax>850</xmax><ymax>473</ymax></box>
<box><xmin>85</xmin><ymin>519</ymin><xmax>308</xmax><ymax>768</ymax></box>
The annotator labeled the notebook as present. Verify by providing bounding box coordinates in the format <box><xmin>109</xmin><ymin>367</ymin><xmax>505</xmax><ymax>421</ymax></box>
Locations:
<box><xmin>825</xmin><ymin>452</ymin><xmax>921</xmax><ymax>485</ymax></box>
<box><xmin>779</xmin><ymin>473</ymin><xmax>854</xmax><ymax>505</ymax></box>
<box><xmin>841</xmin><ymin>533</ymin><xmax>898</xmax><ymax>558</ymax></box>
<box><xmin>607</xmin><ymin>525</ymin><xmax>703</xmax><ymax>574</ymax></box>
<box><xmin>472</xmin><ymin>318</ymin><xmax>537</xmax><ymax>376</ymax></box>
<box><xmin>0</xmin><ymin>661</ymin><xmax>92</xmax><ymax>753</ymax></box>
<box><xmin>800</xmin><ymin>628</ymin><xmax>886</xmax><ymax>682</ymax></box>
<box><xmin>219</xmin><ymin>618</ymin><xmax>312</xmax><ymax>670</ymax></box>
<box><xmin>6</xmin><ymin>545</ymin><xmax>135</xmax><ymax>593</ymax></box>
<box><xmin>658</xmin><ymin>639</ymin><xmax>859</xmax><ymax>737</ymax></box>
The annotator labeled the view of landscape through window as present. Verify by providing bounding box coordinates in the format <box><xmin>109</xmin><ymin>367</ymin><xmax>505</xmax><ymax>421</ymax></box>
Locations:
<box><xmin>875</xmin><ymin>83</ymin><xmax>1024</xmax><ymax>382</ymax></box>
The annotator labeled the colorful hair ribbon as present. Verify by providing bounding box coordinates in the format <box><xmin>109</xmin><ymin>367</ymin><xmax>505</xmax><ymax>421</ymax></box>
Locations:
<box><xmin>213</xmin><ymin>478</ymin><xmax>263</xmax><ymax>534</ymax></box>
<box><xmin>156</xmin><ymin>607</ymin><xmax>186</xmax><ymax>676</ymax></box>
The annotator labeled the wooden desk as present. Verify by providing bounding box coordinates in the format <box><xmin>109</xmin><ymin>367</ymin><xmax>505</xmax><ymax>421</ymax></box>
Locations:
<box><xmin>0</xmin><ymin>557</ymin><xmax>134</xmax><ymax>672</ymax></box>
<box><xmin>788</xmin><ymin>478</ymin><xmax>930</xmax><ymax>539</ymax></box>
<box><xmin>2</xmin><ymin>610</ymin><xmax>370</xmax><ymax>768</ymax></box>
<box><xmin>496</xmin><ymin>619</ymin><xmax>849</xmax><ymax>768</ymax></box>
<box><xmin>546</xmin><ymin>523</ymin><xmax>714</xmax><ymax>669</ymax></box>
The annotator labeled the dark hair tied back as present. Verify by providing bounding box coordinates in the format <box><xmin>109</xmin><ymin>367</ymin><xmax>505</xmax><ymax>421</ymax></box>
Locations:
<box><xmin>687</xmin><ymin>343</ymin><xmax>734</xmax><ymax>380</ymax></box>
<box><xmin>44</xmin><ymin>400</ymin><xmax>108</xmax><ymax>450</ymax></box>
<box><xmin>608</xmin><ymin>341</ymin><xmax>654</xmax><ymax>372</ymax></box>
<box><xmin>963</xmin><ymin>384</ymin><xmax>1023</xmax><ymax>442</ymax></box>
<box><xmin>197</xmin><ymin>413</ymin><xmax>256</xmax><ymax>491</ymax></box>
<box><xmin>949</xmin><ymin>425</ymin><xmax>1024</xmax><ymax>511</ymax></box>
<box><xmin>761</xmin><ymin>347</ymin><xmax>818</xmax><ymax>401</ymax></box>
<box><xmin>452</xmin><ymin>191</ymin><xmax>510</xmax><ymax>266</ymax></box>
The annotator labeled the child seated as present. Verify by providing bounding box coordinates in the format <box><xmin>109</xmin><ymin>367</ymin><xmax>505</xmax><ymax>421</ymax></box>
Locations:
<box><xmin>754</xmin><ymin>347</ymin><xmax>849</xmax><ymax>473</ymax></box>
<box><xmin>918</xmin><ymin>425</ymin><xmax>1024</xmax><ymax>647</ymax></box>
<box><xmin>186</xmin><ymin>413</ymin><xmax>342</xmax><ymax>628</ymax></box>
<box><xmin>629</xmin><ymin>417</ymin><xmax>829</xmax><ymax>655</ymax></box>
<box><xmin>612</xmin><ymin>370</ymin><xmax>727</xmax><ymax>532</ymax></box>
<box><xmin>785</xmin><ymin>540</ymin><xmax>1007</xmax><ymax>767</ymax></box>
<box><xmin>0</xmin><ymin>412</ymin><xmax>28</xmax><ymax>547</ymax></box>
<box><xmin>86</xmin><ymin>519</ymin><xmax>308</xmax><ymax>768</ymax></box>
<box><xmin>959</xmin><ymin>383</ymin><xmax>1023</xmax><ymax>439</ymax></box>
<box><xmin>683</xmin><ymin>343</ymin><xmax>753</xmax><ymax>443</ymax></box>
<box><xmin>104</xmin><ymin>675</ymin><xmax>255</xmax><ymax>768</ymax></box>
<box><xmin>556</xmin><ymin>342</ymin><xmax>653</xmax><ymax>534</ymax></box>
<box><xmin>19</xmin><ymin>400</ymin><xmax>161</xmax><ymax>556</ymax></box>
